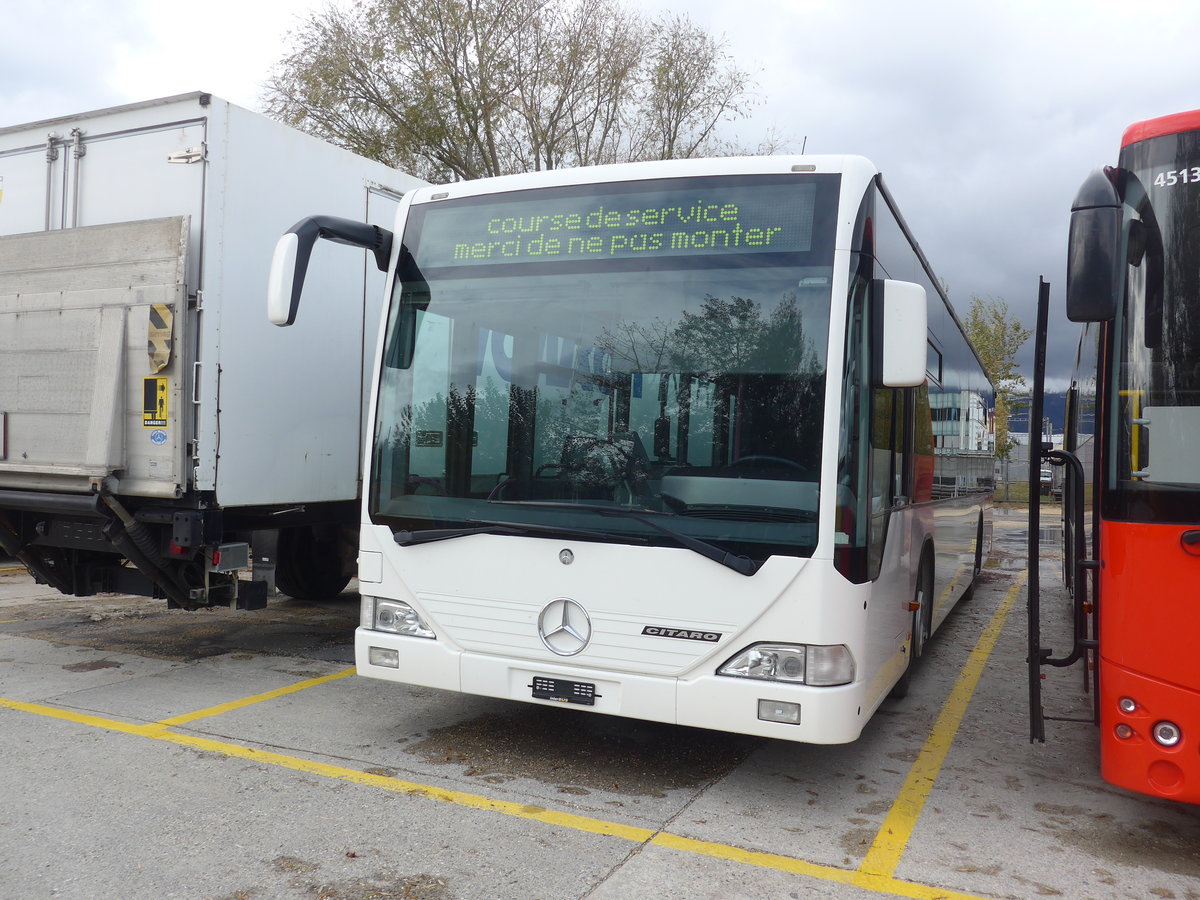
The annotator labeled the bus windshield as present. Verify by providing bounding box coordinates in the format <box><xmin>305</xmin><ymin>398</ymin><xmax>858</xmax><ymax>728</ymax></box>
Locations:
<box><xmin>1111</xmin><ymin>133</ymin><xmax>1200</xmax><ymax>520</ymax></box>
<box><xmin>370</xmin><ymin>174</ymin><xmax>840</xmax><ymax>561</ymax></box>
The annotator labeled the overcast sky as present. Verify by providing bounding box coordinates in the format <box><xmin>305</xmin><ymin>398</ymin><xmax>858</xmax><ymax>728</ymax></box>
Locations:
<box><xmin>5</xmin><ymin>0</ymin><xmax>1200</xmax><ymax>386</ymax></box>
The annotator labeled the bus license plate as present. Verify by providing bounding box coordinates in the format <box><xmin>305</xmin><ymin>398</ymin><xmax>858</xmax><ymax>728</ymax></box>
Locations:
<box><xmin>531</xmin><ymin>676</ymin><xmax>597</xmax><ymax>706</ymax></box>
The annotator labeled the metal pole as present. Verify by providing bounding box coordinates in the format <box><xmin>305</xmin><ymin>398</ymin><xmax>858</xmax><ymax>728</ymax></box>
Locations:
<box><xmin>1028</xmin><ymin>277</ymin><xmax>1051</xmax><ymax>743</ymax></box>
<box><xmin>70</xmin><ymin>128</ymin><xmax>86</xmax><ymax>228</ymax></box>
<box><xmin>43</xmin><ymin>132</ymin><xmax>60</xmax><ymax>231</ymax></box>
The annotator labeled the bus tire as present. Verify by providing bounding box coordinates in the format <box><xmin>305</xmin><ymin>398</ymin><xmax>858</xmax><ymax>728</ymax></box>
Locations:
<box><xmin>890</xmin><ymin>551</ymin><xmax>934</xmax><ymax>699</ymax></box>
<box><xmin>973</xmin><ymin>513</ymin><xmax>984</xmax><ymax>577</ymax></box>
<box><xmin>274</xmin><ymin>525</ymin><xmax>353</xmax><ymax>602</ymax></box>
<box><xmin>912</xmin><ymin>548</ymin><xmax>935</xmax><ymax>659</ymax></box>
<box><xmin>962</xmin><ymin>513</ymin><xmax>984</xmax><ymax>602</ymax></box>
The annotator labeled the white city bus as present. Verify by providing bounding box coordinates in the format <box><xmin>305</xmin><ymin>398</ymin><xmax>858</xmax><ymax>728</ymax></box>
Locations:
<box><xmin>270</xmin><ymin>155</ymin><xmax>993</xmax><ymax>743</ymax></box>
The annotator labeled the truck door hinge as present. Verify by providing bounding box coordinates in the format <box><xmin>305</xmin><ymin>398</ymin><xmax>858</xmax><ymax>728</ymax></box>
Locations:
<box><xmin>167</xmin><ymin>144</ymin><xmax>207</xmax><ymax>165</ymax></box>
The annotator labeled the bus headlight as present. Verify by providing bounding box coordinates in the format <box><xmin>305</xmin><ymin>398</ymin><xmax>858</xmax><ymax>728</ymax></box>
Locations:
<box><xmin>718</xmin><ymin>643</ymin><xmax>854</xmax><ymax>686</ymax></box>
<box><xmin>363</xmin><ymin>596</ymin><xmax>435</xmax><ymax>639</ymax></box>
<box><xmin>806</xmin><ymin>645</ymin><xmax>856</xmax><ymax>686</ymax></box>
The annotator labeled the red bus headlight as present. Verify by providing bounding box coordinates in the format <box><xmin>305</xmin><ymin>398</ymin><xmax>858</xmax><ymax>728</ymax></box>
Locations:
<box><xmin>1152</xmin><ymin>721</ymin><xmax>1182</xmax><ymax>747</ymax></box>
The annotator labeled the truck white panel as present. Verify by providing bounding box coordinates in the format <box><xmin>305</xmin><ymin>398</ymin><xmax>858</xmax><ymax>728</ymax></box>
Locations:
<box><xmin>0</xmin><ymin>92</ymin><xmax>425</xmax><ymax>507</ymax></box>
<box><xmin>0</xmin><ymin>217</ymin><xmax>189</xmax><ymax>496</ymax></box>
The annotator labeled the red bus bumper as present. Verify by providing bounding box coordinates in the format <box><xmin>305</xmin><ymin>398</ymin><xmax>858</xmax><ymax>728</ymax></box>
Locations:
<box><xmin>1100</xmin><ymin>658</ymin><xmax>1200</xmax><ymax>803</ymax></box>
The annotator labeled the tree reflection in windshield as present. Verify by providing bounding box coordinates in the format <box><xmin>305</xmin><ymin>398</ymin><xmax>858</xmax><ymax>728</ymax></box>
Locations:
<box><xmin>378</xmin><ymin>285</ymin><xmax>827</xmax><ymax>518</ymax></box>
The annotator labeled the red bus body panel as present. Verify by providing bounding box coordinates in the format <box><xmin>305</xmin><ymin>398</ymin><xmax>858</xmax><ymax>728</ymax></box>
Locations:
<box><xmin>1121</xmin><ymin>108</ymin><xmax>1200</xmax><ymax>147</ymax></box>
<box><xmin>1099</xmin><ymin>520</ymin><xmax>1200</xmax><ymax>802</ymax></box>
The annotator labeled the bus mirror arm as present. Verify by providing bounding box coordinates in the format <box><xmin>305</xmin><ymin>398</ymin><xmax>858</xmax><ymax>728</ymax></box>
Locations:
<box><xmin>268</xmin><ymin>215</ymin><xmax>395</xmax><ymax>327</ymax></box>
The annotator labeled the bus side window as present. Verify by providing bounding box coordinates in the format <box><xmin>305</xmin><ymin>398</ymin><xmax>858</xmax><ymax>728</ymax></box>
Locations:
<box><xmin>868</xmin><ymin>386</ymin><xmax>903</xmax><ymax>579</ymax></box>
<box><xmin>912</xmin><ymin>385</ymin><xmax>934</xmax><ymax>503</ymax></box>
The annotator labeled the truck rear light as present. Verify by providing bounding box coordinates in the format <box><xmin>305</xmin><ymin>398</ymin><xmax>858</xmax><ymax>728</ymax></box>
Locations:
<box><xmin>205</xmin><ymin>542</ymin><xmax>250</xmax><ymax>573</ymax></box>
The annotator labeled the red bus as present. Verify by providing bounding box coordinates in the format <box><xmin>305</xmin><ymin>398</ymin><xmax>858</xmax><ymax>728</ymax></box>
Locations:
<box><xmin>1029</xmin><ymin>109</ymin><xmax>1200</xmax><ymax>804</ymax></box>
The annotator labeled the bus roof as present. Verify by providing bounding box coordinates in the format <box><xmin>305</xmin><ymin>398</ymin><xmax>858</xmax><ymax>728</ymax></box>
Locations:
<box><xmin>1121</xmin><ymin>109</ymin><xmax>1200</xmax><ymax>148</ymax></box>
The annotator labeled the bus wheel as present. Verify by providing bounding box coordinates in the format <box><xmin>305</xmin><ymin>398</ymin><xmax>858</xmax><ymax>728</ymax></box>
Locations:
<box><xmin>912</xmin><ymin>553</ymin><xmax>934</xmax><ymax>658</ymax></box>
<box><xmin>973</xmin><ymin>513</ymin><xmax>985</xmax><ymax>576</ymax></box>
<box><xmin>963</xmin><ymin>513</ymin><xmax>984</xmax><ymax>601</ymax></box>
<box><xmin>890</xmin><ymin>555</ymin><xmax>934</xmax><ymax>699</ymax></box>
<box><xmin>275</xmin><ymin>525</ymin><xmax>353</xmax><ymax>602</ymax></box>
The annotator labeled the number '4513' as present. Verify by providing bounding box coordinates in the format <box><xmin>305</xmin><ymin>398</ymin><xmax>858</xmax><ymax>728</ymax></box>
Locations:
<box><xmin>1154</xmin><ymin>167</ymin><xmax>1200</xmax><ymax>187</ymax></box>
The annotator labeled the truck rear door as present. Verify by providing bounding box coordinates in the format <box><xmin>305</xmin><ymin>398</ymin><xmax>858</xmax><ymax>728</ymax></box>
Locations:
<box><xmin>0</xmin><ymin>216</ymin><xmax>191</xmax><ymax>498</ymax></box>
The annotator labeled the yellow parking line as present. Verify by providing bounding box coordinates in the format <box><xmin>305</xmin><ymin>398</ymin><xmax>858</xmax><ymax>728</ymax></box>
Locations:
<box><xmin>0</xmin><ymin>569</ymin><xmax>1031</xmax><ymax>900</ymax></box>
<box><xmin>154</xmin><ymin>666</ymin><xmax>357</xmax><ymax>727</ymax></box>
<box><xmin>857</xmin><ymin>571</ymin><xmax>1027</xmax><ymax>880</ymax></box>
<box><xmin>0</xmin><ymin>693</ymin><xmax>656</xmax><ymax>842</ymax></box>
<box><xmin>652</xmin><ymin>832</ymin><xmax>990</xmax><ymax>900</ymax></box>
<box><xmin>0</xmin><ymin>692</ymin><xmax>995</xmax><ymax>899</ymax></box>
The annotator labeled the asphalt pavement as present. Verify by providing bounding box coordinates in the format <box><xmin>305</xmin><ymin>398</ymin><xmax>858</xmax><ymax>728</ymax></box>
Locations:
<box><xmin>1</xmin><ymin>512</ymin><xmax>1197</xmax><ymax>900</ymax></box>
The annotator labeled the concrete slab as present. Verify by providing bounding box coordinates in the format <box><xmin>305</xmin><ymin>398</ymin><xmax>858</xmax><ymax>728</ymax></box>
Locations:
<box><xmin>0</xmin><ymin>707</ymin><xmax>631</xmax><ymax>900</ymax></box>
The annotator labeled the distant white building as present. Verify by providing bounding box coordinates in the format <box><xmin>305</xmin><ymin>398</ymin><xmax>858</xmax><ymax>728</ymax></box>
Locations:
<box><xmin>930</xmin><ymin>389</ymin><xmax>995</xmax><ymax>495</ymax></box>
<box><xmin>930</xmin><ymin>389</ymin><xmax>993</xmax><ymax>452</ymax></box>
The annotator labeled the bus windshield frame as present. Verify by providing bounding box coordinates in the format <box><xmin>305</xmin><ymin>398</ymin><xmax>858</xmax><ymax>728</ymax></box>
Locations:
<box><xmin>369</xmin><ymin>173</ymin><xmax>841</xmax><ymax>562</ymax></box>
<box><xmin>1108</xmin><ymin>132</ymin><xmax>1200</xmax><ymax>522</ymax></box>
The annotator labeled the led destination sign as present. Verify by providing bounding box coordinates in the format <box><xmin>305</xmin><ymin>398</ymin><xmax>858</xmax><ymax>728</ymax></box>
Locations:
<box><xmin>412</xmin><ymin>180</ymin><xmax>820</xmax><ymax>268</ymax></box>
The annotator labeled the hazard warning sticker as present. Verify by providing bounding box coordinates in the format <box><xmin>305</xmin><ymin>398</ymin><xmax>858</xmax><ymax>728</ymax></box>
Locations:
<box><xmin>143</xmin><ymin>377</ymin><xmax>169</xmax><ymax>427</ymax></box>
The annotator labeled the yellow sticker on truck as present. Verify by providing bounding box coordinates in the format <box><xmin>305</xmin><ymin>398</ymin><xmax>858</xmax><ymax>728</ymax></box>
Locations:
<box><xmin>148</xmin><ymin>304</ymin><xmax>174</xmax><ymax>373</ymax></box>
<box><xmin>143</xmin><ymin>377</ymin><xmax>169</xmax><ymax>427</ymax></box>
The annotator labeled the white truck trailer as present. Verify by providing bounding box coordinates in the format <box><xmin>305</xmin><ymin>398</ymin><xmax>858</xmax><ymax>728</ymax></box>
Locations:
<box><xmin>0</xmin><ymin>93</ymin><xmax>425</xmax><ymax>609</ymax></box>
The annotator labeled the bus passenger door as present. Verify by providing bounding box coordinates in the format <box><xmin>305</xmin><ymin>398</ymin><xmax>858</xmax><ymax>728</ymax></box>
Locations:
<box><xmin>868</xmin><ymin>385</ymin><xmax>917</xmax><ymax>689</ymax></box>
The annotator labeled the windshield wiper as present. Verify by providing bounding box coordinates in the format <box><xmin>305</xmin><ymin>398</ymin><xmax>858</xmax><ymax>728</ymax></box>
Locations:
<box><xmin>393</xmin><ymin>519</ymin><xmax>645</xmax><ymax>546</ymax></box>
<box><xmin>488</xmin><ymin>501</ymin><xmax>757</xmax><ymax>576</ymax></box>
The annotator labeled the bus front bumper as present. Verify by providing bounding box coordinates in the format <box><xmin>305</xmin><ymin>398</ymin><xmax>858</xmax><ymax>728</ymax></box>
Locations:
<box><xmin>355</xmin><ymin>628</ymin><xmax>868</xmax><ymax>745</ymax></box>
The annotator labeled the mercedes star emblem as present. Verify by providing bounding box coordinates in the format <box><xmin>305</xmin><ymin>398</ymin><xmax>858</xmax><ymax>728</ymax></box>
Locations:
<box><xmin>538</xmin><ymin>597</ymin><xmax>591</xmax><ymax>656</ymax></box>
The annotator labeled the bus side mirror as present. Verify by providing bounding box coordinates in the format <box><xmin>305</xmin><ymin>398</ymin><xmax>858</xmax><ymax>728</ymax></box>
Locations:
<box><xmin>267</xmin><ymin>232</ymin><xmax>303</xmax><ymax>326</ymax></box>
<box><xmin>267</xmin><ymin>215</ymin><xmax>394</xmax><ymax>326</ymax></box>
<box><xmin>1066</xmin><ymin>168</ymin><xmax>1121</xmax><ymax>323</ymax></box>
<box><xmin>876</xmin><ymin>279</ymin><xmax>928</xmax><ymax>387</ymax></box>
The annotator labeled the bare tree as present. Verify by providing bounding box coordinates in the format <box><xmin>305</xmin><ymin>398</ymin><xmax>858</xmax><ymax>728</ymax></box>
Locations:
<box><xmin>634</xmin><ymin>15</ymin><xmax>754</xmax><ymax>161</ymax></box>
<box><xmin>964</xmin><ymin>295</ymin><xmax>1032</xmax><ymax>459</ymax></box>
<box><xmin>263</xmin><ymin>0</ymin><xmax>761</xmax><ymax>182</ymax></box>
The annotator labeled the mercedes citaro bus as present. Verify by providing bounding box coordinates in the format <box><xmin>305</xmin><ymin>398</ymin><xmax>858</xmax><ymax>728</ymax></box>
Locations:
<box><xmin>269</xmin><ymin>155</ymin><xmax>993</xmax><ymax>743</ymax></box>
